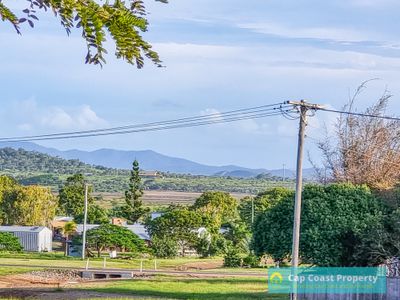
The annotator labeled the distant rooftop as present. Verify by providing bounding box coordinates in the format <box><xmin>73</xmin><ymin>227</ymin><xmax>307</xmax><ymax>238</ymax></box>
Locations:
<box><xmin>0</xmin><ymin>226</ymin><xmax>50</xmax><ymax>233</ymax></box>
<box><xmin>53</xmin><ymin>216</ymin><xmax>74</xmax><ymax>222</ymax></box>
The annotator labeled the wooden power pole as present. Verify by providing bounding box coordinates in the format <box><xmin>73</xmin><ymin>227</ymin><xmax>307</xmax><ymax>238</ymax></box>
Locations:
<box><xmin>286</xmin><ymin>100</ymin><xmax>323</xmax><ymax>300</ymax></box>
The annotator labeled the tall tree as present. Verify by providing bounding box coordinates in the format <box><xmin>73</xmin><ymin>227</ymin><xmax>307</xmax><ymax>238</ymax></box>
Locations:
<box><xmin>317</xmin><ymin>84</ymin><xmax>400</xmax><ymax>190</ymax></box>
<box><xmin>62</xmin><ymin>221</ymin><xmax>77</xmax><ymax>256</ymax></box>
<box><xmin>238</xmin><ymin>187</ymin><xmax>293</xmax><ymax>228</ymax></box>
<box><xmin>0</xmin><ymin>0</ymin><xmax>167</xmax><ymax>67</ymax></box>
<box><xmin>0</xmin><ymin>175</ymin><xmax>18</xmax><ymax>223</ymax></box>
<box><xmin>74</xmin><ymin>204</ymin><xmax>109</xmax><ymax>224</ymax></box>
<box><xmin>59</xmin><ymin>173</ymin><xmax>109</xmax><ymax>224</ymax></box>
<box><xmin>2</xmin><ymin>185</ymin><xmax>58</xmax><ymax>226</ymax></box>
<box><xmin>123</xmin><ymin>160</ymin><xmax>149</xmax><ymax>223</ymax></box>
<box><xmin>146</xmin><ymin>208</ymin><xmax>203</xmax><ymax>257</ymax></box>
<box><xmin>192</xmin><ymin>191</ymin><xmax>238</xmax><ymax>233</ymax></box>
<box><xmin>59</xmin><ymin>174</ymin><xmax>92</xmax><ymax>217</ymax></box>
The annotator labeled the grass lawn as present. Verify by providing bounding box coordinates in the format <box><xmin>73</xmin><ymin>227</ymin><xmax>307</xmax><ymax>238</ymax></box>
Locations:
<box><xmin>0</xmin><ymin>267</ymin><xmax>38</xmax><ymax>276</ymax></box>
<box><xmin>80</xmin><ymin>275</ymin><xmax>288</xmax><ymax>300</ymax></box>
<box><xmin>0</xmin><ymin>254</ymin><xmax>268</xmax><ymax>275</ymax></box>
<box><xmin>0</xmin><ymin>256</ymin><xmax>223</xmax><ymax>271</ymax></box>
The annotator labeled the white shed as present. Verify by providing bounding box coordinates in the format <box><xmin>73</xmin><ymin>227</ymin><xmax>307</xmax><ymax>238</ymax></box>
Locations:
<box><xmin>0</xmin><ymin>226</ymin><xmax>52</xmax><ymax>252</ymax></box>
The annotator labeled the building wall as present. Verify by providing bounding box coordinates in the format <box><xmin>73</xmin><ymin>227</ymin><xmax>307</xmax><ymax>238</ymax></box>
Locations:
<box><xmin>9</xmin><ymin>229</ymin><xmax>52</xmax><ymax>252</ymax></box>
<box><xmin>12</xmin><ymin>231</ymin><xmax>39</xmax><ymax>251</ymax></box>
<box><xmin>38</xmin><ymin>229</ymin><xmax>52</xmax><ymax>252</ymax></box>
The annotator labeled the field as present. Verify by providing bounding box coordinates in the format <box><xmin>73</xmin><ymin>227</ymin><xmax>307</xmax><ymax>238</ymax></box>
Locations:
<box><xmin>0</xmin><ymin>274</ymin><xmax>288</xmax><ymax>300</ymax></box>
<box><xmin>95</xmin><ymin>191</ymin><xmax>251</xmax><ymax>208</ymax></box>
<box><xmin>10</xmin><ymin>170</ymin><xmax>296</xmax><ymax>195</ymax></box>
<box><xmin>79</xmin><ymin>275</ymin><xmax>287</xmax><ymax>300</ymax></box>
<box><xmin>0</xmin><ymin>253</ymin><xmax>271</xmax><ymax>274</ymax></box>
<box><xmin>0</xmin><ymin>254</ymin><xmax>287</xmax><ymax>300</ymax></box>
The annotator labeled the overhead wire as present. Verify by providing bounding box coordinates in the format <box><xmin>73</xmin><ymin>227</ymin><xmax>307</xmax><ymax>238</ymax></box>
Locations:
<box><xmin>0</xmin><ymin>102</ymin><xmax>294</xmax><ymax>142</ymax></box>
<box><xmin>317</xmin><ymin>107</ymin><xmax>400</xmax><ymax>122</ymax></box>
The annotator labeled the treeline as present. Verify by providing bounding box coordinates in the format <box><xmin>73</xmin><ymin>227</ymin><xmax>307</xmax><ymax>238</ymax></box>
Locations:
<box><xmin>0</xmin><ymin>147</ymin><xmax>295</xmax><ymax>194</ymax></box>
<box><xmin>21</xmin><ymin>175</ymin><xmax>294</xmax><ymax>194</ymax></box>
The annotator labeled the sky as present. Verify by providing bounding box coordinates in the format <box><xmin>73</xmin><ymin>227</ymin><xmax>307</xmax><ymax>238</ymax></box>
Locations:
<box><xmin>1</xmin><ymin>0</ymin><xmax>400</xmax><ymax>169</ymax></box>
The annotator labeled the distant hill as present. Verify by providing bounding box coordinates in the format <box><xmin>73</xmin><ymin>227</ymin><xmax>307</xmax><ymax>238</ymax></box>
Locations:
<box><xmin>0</xmin><ymin>147</ymin><xmax>117</xmax><ymax>175</ymax></box>
<box><xmin>0</xmin><ymin>142</ymin><xmax>314</xmax><ymax>178</ymax></box>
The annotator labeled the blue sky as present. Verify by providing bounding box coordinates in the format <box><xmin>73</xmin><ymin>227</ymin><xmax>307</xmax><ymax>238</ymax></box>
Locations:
<box><xmin>1</xmin><ymin>0</ymin><xmax>400</xmax><ymax>169</ymax></box>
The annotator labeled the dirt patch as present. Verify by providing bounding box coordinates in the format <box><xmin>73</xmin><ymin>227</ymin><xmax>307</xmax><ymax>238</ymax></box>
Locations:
<box><xmin>0</xmin><ymin>270</ymin><xmax>155</xmax><ymax>299</ymax></box>
<box><xmin>0</xmin><ymin>269</ymin><xmax>84</xmax><ymax>289</ymax></box>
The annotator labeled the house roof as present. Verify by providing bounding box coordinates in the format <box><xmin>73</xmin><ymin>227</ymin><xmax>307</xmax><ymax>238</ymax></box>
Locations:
<box><xmin>53</xmin><ymin>216</ymin><xmax>74</xmax><ymax>222</ymax></box>
<box><xmin>0</xmin><ymin>226</ymin><xmax>50</xmax><ymax>233</ymax></box>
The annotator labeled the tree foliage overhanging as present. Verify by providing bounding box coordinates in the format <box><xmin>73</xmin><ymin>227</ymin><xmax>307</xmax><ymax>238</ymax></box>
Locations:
<box><xmin>0</xmin><ymin>0</ymin><xmax>167</xmax><ymax>67</ymax></box>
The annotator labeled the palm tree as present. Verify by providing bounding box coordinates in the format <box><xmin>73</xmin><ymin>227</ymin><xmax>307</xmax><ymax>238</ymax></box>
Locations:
<box><xmin>62</xmin><ymin>221</ymin><xmax>77</xmax><ymax>256</ymax></box>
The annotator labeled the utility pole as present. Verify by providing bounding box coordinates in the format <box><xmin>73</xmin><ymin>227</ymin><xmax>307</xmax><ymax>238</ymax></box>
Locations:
<box><xmin>81</xmin><ymin>182</ymin><xmax>89</xmax><ymax>260</ymax></box>
<box><xmin>251</xmin><ymin>197</ymin><xmax>255</xmax><ymax>225</ymax></box>
<box><xmin>286</xmin><ymin>100</ymin><xmax>323</xmax><ymax>300</ymax></box>
<box><xmin>282</xmin><ymin>163</ymin><xmax>286</xmax><ymax>181</ymax></box>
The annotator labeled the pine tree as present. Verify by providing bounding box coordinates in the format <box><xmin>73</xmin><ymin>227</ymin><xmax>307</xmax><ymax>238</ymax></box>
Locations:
<box><xmin>124</xmin><ymin>160</ymin><xmax>149</xmax><ymax>223</ymax></box>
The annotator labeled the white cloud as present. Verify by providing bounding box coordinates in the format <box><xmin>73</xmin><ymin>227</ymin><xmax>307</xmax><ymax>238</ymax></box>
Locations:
<box><xmin>41</xmin><ymin>107</ymin><xmax>74</xmax><ymax>128</ymax></box>
<box><xmin>155</xmin><ymin>42</ymin><xmax>400</xmax><ymax>73</ymax></box>
<box><xmin>13</xmin><ymin>99</ymin><xmax>107</xmax><ymax>132</ymax></box>
<box><xmin>238</xmin><ymin>22</ymin><xmax>373</xmax><ymax>42</ymax></box>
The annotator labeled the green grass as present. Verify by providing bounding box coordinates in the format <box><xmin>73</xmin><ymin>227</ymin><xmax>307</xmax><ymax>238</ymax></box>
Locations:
<box><xmin>0</xmin><ymin>267</ymin><xmax>38</xmax><ymax>276</ymax></box>
<box><xmin>81</xmin><ymin>275</ymin><xmax>288</xmax><ymax>300</ymax></box>
<box><xmin>0</xmin><ymin>251</ymin><xmax>77</xmax><ymax>260</ymax></box>
<box><xmin>0</xmin><ymin>255</ymin><xmax>228</xmax><ymax>272</ymax></box>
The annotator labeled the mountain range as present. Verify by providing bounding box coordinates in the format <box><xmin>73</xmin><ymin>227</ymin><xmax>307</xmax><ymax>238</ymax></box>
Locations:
<box><xmin>0</xmin><ymin>142</ymin><xmax>311</xmax><ymax>178</ymax></box>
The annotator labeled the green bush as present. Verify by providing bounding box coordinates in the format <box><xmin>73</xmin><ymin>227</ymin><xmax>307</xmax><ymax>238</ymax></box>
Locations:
<box><xmin>151</xmin><ymin>236</ymin><xmax>178</xmax><ymax>258</ymax></box>
<box><xmin>223</xmin><ymin>248</ymin><xmax>242</xmax><ymax>267</ymax></box>
<box><xmin>253</xmin><ymin>183</ymin><xmax>385</xmax><ymax>266</ymax></box>
<box><xmin>242</xmin><ymin>254</ymin><xmax>259</xmax><ymax>268</ymax></box>
<box><xmin>0</xmin><ymin>232</ymin><xmax>22</xmax><ymax>252</ymax></box>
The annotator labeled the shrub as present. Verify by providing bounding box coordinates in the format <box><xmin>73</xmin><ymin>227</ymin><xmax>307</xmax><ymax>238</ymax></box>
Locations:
<box><xmin>151</xmin><ymin>235</ymin><xmax>178</xmax><ymax>258</ymax></box>
<box><xmin>223</xmin><ymin>248</ymin><xmax>242</xmax><ymax>267</ymax></box>
<box><xmin>0</xmin><ymin>232</ymin><xmax>22</xmax><ymax>252</ymax></box>
<box><xmin>242</xmin><ymin>254</ymin><xmax>260</xmax><ymax>268</ymax></box>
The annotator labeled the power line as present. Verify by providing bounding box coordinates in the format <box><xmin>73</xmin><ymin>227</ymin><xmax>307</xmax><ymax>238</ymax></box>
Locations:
<box><xmin>0</xmin><ymin>103</ymin><xmax>292</xmax><ymax>142</ymax></box>
<box><xmin>4</xmin><ymin>111</ymin><xmax>286</xmax><ymax>142</ymax></box>
<box><xmin>0</xmin><ymin>102</ymin><xmax>286</xmax><ymax>141</ymax></box>
<box><xmin>318</xmin><ymin>107</ymin><xmax>400</xmax><ymax>122</ymax></box>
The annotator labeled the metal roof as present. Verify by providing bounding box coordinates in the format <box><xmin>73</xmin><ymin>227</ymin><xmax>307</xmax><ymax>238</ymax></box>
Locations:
<box><xmin>0</xmin><ymin>226</ymin><xmax>51</xmax><ymax>233</ymax></box>
<box><xmin>53</xmin><ymin>216</ymin><xmax>74</xmax><ymax>222</ymax></box>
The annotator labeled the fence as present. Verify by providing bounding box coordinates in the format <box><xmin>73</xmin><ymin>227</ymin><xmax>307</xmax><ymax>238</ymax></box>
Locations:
<box><xmin>298</xmin><ymin>258</ymin><xmax>400</xmax><ymax>300</ymax></box>
<box><xmin>297</xmin><ymin>277</ymin><xmax>400</xmax><ymax>300</ymax></box>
